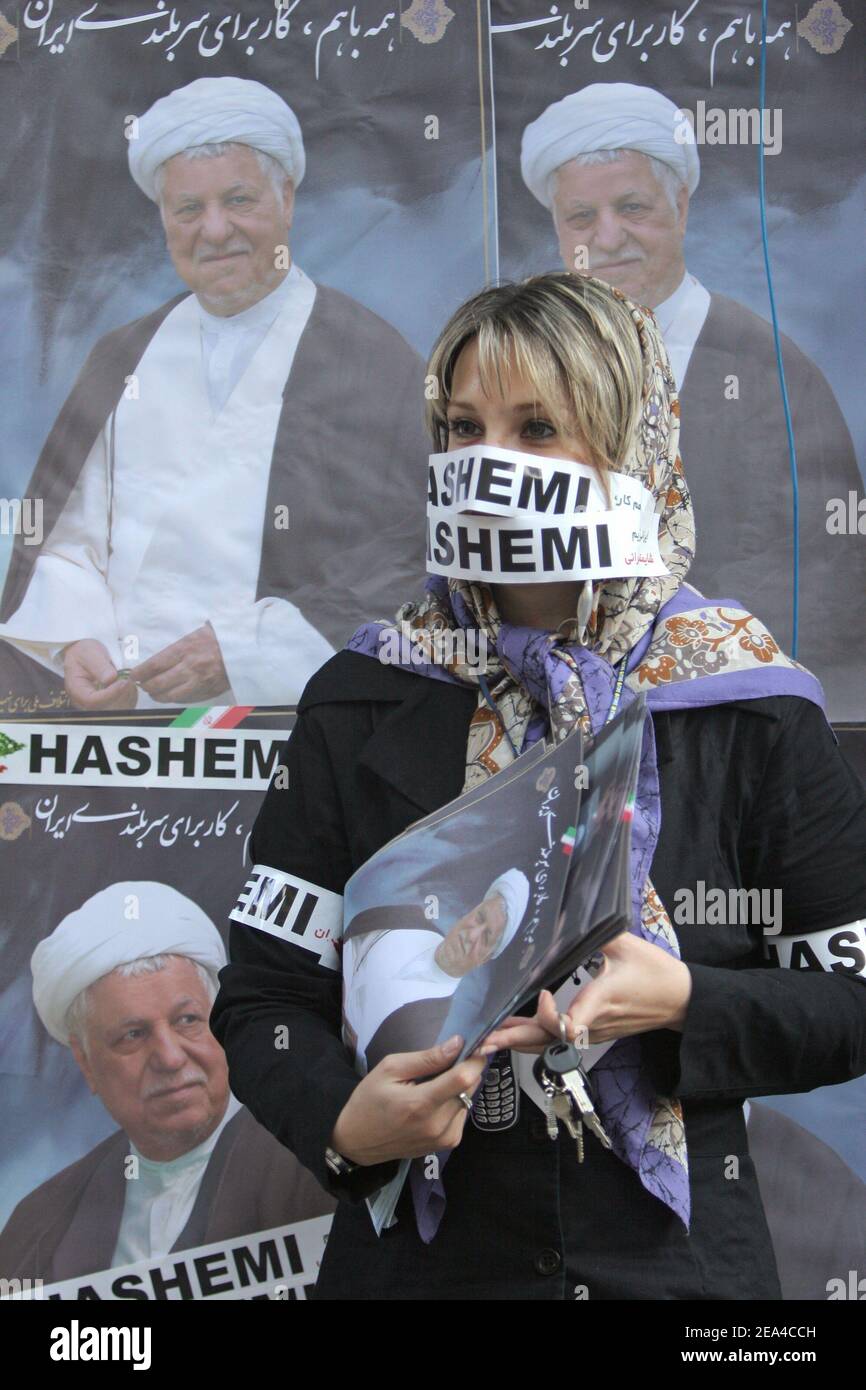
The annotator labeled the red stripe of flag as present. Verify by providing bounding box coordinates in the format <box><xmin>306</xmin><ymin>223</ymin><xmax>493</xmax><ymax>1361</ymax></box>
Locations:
<box><xmin>208</xmin><ymin>706</ymin><xmax>255</xmax><ymax>729</ymax></box>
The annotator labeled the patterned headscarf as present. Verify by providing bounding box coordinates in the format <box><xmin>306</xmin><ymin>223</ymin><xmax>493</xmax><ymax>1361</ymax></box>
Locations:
<box><xmin>348</xmin><ymin>277</ymin><xmax>823</xmax><ymax>1242</ymax></box>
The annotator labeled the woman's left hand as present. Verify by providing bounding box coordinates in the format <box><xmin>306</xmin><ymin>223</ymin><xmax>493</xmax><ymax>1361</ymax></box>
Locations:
<box><xmin>481</xmin><ymin>932</ymin><xmax>693</xmax><ymax>1056</ymax></box>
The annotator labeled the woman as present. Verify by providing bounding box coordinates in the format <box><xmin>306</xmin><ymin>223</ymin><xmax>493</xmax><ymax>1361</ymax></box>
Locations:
<box><xmin>211</xmin><ymin>272</ymin><xmax>866</xmax><ymax>1300</ymax></box>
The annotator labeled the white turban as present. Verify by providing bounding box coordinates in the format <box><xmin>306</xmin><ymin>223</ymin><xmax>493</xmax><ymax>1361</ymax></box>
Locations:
<box><xmin>485</xmin><ymin>869</ymin><xmax>531</xmax><ymax>959</ymax></box>
<box><xmin>31</xmin><ymin>881</ymin><xmax>226</xmax><ymax>1045</ymax></box>
<box><xmin>521</xmin><ymin>81</ymin><xmax>700</xmax><ymax>209</ymax></box>
<box><xmin>128</xmin><ymin>76</ymin><xmax>305</xmax><ymax>202</ymax></box>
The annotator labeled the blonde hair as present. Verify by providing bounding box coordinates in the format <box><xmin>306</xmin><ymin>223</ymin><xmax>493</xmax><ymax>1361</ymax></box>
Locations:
<box><xmin>425</xmin><ymin>271</ymin><xmax>645</xmax><ymax>481</ymax></box>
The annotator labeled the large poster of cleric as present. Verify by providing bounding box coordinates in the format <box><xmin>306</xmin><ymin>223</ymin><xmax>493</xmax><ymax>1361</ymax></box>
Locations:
<box><xmin>488</xmin><ymin>0</ymin><xmax>866</xmax><ymax>1302</ymax></box>
<box><xmin>0</xmin><ymin>712</ymin><xmax>336</xmax><ymax>1300</ymax></box>
<box><xmin>0</xmin><ymin>0</ymin><xmax>495</xmax><ymax>715</ymax></box>
<box><xmin>489</xmin><ymin>0</ymin><xmax>865</xmax><ymax>722</ymax></box>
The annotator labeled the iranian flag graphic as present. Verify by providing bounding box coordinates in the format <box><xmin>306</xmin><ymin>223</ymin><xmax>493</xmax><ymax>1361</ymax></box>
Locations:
<box><xmin>169</xmin><ymin>707</ymin><xmax>255</xmax><ymax>730</ymax></box>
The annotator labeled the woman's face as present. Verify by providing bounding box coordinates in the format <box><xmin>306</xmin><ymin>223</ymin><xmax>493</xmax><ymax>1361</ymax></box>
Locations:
<box><xmin>444</xmin><ymin>337</ymin><xmax>594</xmax><ymax>470</ymax></box>
<box><xmin>443</xmin><ymin>338</ymin><xmax>599</xmax><ymax>626</ymax></box>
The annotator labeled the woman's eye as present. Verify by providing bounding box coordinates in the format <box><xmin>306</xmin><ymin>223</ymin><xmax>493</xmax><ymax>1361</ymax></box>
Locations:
<box><xmin>523</xmin><ymin>418</ymin><xmax>555</xmax><ymax>439</ymax></box>
<box><xmin>447</xmin><ymin>418</ymin><xmax>479</xmax><ymax>438</ymax></box>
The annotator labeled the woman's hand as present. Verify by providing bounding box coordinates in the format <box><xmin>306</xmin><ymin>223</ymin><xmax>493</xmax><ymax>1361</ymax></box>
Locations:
<box><xmin>329</xmin><ymin>1035</ymin><xmax>487</xmax><ymax>1167</ymax></box>
<box><xmin>482</xmin><ymin>932</ymin><xmax>693</xmax><ymax>1056</ymax></box>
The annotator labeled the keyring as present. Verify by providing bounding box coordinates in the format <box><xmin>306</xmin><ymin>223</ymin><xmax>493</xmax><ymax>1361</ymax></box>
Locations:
<box><xmin>558</xmin><ymin>1013</ymin><xmax>571</xmax><ymax>1045</ymax></box>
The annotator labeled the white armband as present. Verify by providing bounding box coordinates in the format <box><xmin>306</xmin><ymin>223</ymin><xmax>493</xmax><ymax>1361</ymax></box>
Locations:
<box><xmin>763</xmin><ymin>920</ymin><xmax>866</xmax><ymax>977</ymax></box>
<box><xmin>230</xmin><ymin>864</ymin><xmax>343</xmax><ymax>971</ymax></box>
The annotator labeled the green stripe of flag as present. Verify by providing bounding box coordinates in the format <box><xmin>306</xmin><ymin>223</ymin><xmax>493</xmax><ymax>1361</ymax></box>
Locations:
<box><xmin>169</xmin><ymin>707</ymin><xmax>211</xmax><ymax>728</ymax></box>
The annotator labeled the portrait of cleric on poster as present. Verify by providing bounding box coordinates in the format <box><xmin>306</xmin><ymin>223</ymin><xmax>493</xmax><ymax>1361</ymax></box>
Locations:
<box><xmin>338</xmin><ymin>695</ymin><xmax>642</xmax><ymax>1078</ymax></box>
<box><xmin>504</xmin><ymin>65</ymin><xmax>866</xmax><ymax>721</ymax></box>
<box><xmin>0</xmin><ymin>71</ymin><xmax>446</xmax><ymax>713</ymax></box>
<box><xmin>0</xmin><ymin>880</ymin><xmax>334</xmax><ymax>1290</ymax></box>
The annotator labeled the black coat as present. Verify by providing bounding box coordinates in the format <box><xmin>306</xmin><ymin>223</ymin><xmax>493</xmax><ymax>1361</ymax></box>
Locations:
<box><xmin>210</xmin><ymin>649</ymin><xmax>866</xmax><ymax>1300</ymax></box>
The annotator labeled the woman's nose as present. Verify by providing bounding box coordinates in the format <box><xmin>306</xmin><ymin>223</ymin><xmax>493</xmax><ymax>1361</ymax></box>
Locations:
<box><xmin>481</xmin><ymin>430</ymin><xmax>527</xmax><ymax>452</ymax></box>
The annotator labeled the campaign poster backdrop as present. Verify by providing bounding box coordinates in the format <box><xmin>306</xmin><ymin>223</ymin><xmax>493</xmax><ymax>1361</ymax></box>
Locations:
<box><xmin>1</xmin><ymin>0</ymin><xmax>864</xmax><ymax>1305</ymax></box>
<box><xmin>0</xmin><ymin>709</ymin><xmax>339</xmax><ymax>1300</ymax></box>
<box><xmin>490</xmin><ymin>0</ymin><xmax>866</xmax><ymax>722</ymax></box>
<box><xmin>489</xmin><ymin>0</ymin><xmax>866</xmax><ymax>1298</ymax></box>
<box><xmin>0</xmin><ymin>0</ymin><xmax>496</xmax><ymax>713</ymax></box>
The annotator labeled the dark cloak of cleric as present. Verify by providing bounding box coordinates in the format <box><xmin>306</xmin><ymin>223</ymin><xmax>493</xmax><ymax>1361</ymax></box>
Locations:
<box><xmin>0</xmin><ymin>77</ymin><xmax>427</xmax><ymax>711</ymax></box>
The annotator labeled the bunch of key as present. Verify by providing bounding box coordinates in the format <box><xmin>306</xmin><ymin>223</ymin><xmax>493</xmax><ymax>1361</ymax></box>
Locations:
<box><xmin>533</xmin><ymin>1016</ymin><xmax>612</xmax><ymax>1163</ymax></box>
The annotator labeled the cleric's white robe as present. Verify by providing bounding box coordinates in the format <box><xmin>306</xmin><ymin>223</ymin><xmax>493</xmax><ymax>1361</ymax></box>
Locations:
<box><xmin>343</xmin><ymin>927</ymin><xmax>459</xmax><ymax>1071</ymax></box>
<box><xmin>652</xmin><ymin>269</ymin><xmax>711</xmax><ymax>390</ymax></box>
<box><xmin>0</xmin><ymin>264</ymin><xmax>335</xmax><ymax>707</ymax></box>
<box><xmin>111</xmin><ymin>1093</ymin><xmax>242</xmax><ymax>1267</ymax></box>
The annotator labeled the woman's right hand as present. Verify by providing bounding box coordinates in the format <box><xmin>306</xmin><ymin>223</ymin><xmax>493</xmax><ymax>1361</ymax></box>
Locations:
<box><xmin>329</xmin><ymin>1035</ymin><xmax>486</xmax><ymax>1167</ymax></box>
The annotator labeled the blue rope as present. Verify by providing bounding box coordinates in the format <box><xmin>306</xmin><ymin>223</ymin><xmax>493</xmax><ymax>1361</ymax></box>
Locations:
<box><xmin>758</xmin><ymin>0</ymin><xmax>800</xmax><ymax>655</ymax></box>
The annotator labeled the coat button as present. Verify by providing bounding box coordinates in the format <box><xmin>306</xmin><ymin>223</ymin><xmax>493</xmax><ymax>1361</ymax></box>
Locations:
<box><xmin>533</xmin><ymin>1248</ymin><xmax>562</xmax><ymax>1277</ymax></box>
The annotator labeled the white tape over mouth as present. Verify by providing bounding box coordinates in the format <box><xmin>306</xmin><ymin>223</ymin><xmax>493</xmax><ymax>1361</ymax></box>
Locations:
<box><xmin>426</xmin><ymin>444</ymin><xmax>667</xmax><ymax>583</ymax></box>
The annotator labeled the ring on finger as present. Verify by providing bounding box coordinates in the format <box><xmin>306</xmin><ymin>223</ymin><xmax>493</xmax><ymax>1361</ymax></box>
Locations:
<box><xmin>457</xmin><ymin>1091</ymin><xmax>473</xmax><ymax>1112</ymax></box>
